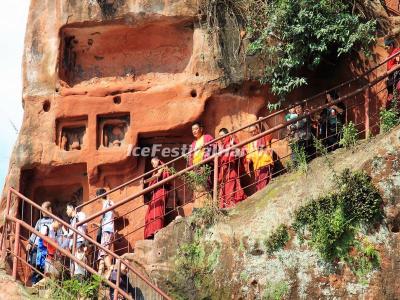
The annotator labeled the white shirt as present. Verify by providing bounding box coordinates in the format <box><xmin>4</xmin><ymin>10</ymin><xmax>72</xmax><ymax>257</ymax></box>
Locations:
<box><xmin>101</xmin><ymin>200</ymin><xmax>114</xmax><ymax>233</ymax></box>
<box><xmin>69</xmin><ymin>211</ymin><xmax>87</xmax><ymax>243</ymax></box>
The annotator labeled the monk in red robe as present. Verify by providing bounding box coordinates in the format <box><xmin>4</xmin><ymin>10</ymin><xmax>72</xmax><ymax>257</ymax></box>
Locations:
<box><xmin>188</xmin><ymin>122</ymin><xmax>215</xmax><ymax>209</ymax></box>
<box><xmin>217</xmin><ymin>128</ymin><xmax>246</xmax><ymax>208</ymax></box>
<box><xmin>189</xmin><ymin>122</ymin><xmax>214</xmax><ymax>166</ymax></box>
<box><xmin>244</xmin><ymin>125</ymin><xmax>274</xmax><ymax>191</ymax></box>
<box><xmin>143</xmin><ymin>157</ymin><xmax>170</xmax><ymax>239</ymax></box>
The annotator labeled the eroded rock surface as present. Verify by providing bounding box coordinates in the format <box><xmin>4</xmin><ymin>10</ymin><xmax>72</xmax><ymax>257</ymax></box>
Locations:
<box><xmin>130</xmin><ymin>126</ymin><xmax>400</xmax><ymax>299</ymax></box>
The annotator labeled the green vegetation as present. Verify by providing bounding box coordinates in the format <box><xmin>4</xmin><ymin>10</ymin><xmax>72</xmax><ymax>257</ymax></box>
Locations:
<box><xmin>50</xmin><ymin>275</ymin><xmax>102</xmax><ymax>300</ymax></box>
<box><xmin>346</xmin><ymin>240</ymin><xmax>380</xmax><ymax>284</ymax></box>
<box><xmin>380</xmin><ymin>107</ymin><xmax>400</xmax><ymax>133</ymax></box>
<box><xmin>199</xmin><ymin>1</ymin><xmax>376</xmax><ymax>97</ymax></box>
<box><xmin>288</xmin><ymin>142</ymin><xmax>308</xmax><ymax>173</ymax></box>
<box><xmin>182</xmin><ymin>165</ymin><xmax>212</xmax><ymax>191</ymax></box>
<box><xmin>339</xmin><ymin>121</ymin><xmax>358</xmax><ymax>149</ymax></box>
<box><xmin>190</xmin><ymin>203</ymin><xmax>223</xmax><ymax>229</ymax></box>
<box><xmin>293</xmin><ymin>169</ymin><xmax>382</xmax><ymax>262</ymax></box>
<box><xmin>380</xmin><ymin>96</ymin><xmax>400</xmax><ymax>133</ymax></box>
<box><xmin>246</xmin><ymin>0</ymin><xmax>376</xmax><ymax>96</ymax></box>
<box><xmin>264</xmin><ymin>224</ymin><xmax>290</xmax><ymax>255</ymax></box>
<box><xmin>263</xmin><ymin>281</ymin><xmax>290</xmax><ymax>300</ymax></box>
<box><xmin>168</xmin><ymin>228</ymin><xmax>221</xmax><ymax>299</ymax></box>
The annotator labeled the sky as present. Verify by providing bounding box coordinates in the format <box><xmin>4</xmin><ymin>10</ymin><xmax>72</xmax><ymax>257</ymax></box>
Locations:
<box><xmin>0</xmin><ymin>1</ymin><xmax>30</xmax><ymax>187</ymax></box>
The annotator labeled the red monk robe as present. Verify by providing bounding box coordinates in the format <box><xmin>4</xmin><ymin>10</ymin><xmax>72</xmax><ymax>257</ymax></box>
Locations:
<box><xmin>189</xmin><ymin>134</ymin><xmax>215</xmax><ymax>166</ymax></box>
<box><xmin>245</xmin><ymin>134</ymin><xmax>274</xmax><ymax>191</ymax></box>
<box><xmin>144</xmin><ymin>165</ymin><xmax>170</xmax><ymax>239</ymax></box>
<box><xmin>218</xmin><ymin>136</ymin><xmax>246</xmax><ymax>208</ymax></box>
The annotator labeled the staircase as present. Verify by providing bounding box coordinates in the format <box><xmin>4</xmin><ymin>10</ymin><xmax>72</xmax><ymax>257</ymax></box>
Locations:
<box><xmin>1</xmin><ymin>50</ymin><xmax>399</xmax><ymax>299</ymax></box>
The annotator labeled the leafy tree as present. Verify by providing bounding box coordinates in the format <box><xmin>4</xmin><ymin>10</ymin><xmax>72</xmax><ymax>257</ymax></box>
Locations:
<box><xmin>247</xmin><ymin>0</ymin><xmax>376</xmax><ymax>97</ymax></box>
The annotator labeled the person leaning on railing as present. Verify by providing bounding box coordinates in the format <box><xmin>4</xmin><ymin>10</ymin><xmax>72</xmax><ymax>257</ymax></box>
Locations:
<box><xmin>288</xmin><ymin>105</ymin><xmax>313</xmax><ymax>162</ymax></box>
<box><xmin>319</xmin><ymin>91</ymin><xmax>346</xmax><ymax>151</ymax></box>
<box><xmin>188</xmin><ymin>121</ymin><xmax>215</xmax><ymax>209</ymax></box>
<box><xmin>26</xmin><ymin>201</ymin><xmax>54</xmax><ymax>284</ymax></box>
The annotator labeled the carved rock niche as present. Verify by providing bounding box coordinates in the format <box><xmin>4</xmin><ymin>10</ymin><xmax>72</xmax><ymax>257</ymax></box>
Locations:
<box><xmin>97</xmin><ymin>113</ymin><xmax>130</xmax><ymax>149</ymax></box>
<box><xmin>56</xmin><ymin>116</ymin><xmax>88</xmax><ymax>151</ymax></box>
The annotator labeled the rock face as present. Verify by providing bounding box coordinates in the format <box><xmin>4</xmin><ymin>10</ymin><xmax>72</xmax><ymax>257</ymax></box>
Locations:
<box><xmin>2</xmin><ymin>0</ymin><xmax>268</xmax><ymax>245</ymax></box>
<box><xmin>131</xmin><ymin>126</ymin><xmax>400</xmax><ymax>299</ymax></box>
<box><xmin>1</xmin><ymin>0</ymin><xmax>398</xmax><ymax>271</ymax></box>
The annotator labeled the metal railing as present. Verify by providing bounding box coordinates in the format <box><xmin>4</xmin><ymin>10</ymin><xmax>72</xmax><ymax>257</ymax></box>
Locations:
<box><xmin>74</xmin><ymin>64</ymin><xmax>394</xmax><ymax>253</ymax></box>
<box><xmin>0</xmin><ymin>188</ymin><xmax>171</xmax><ymax>300</ymax></box>
<box><xmin>76</xmin><ymin>49</ymin><xmax>399</xmax><ymax>213</ymax></box>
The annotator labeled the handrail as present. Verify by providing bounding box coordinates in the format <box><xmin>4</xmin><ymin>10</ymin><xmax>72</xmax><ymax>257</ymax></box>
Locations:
<box><xmin>7</xmin><ymin>187</ymin><xmax>171</xmax><ymax>300</ymax></box>
<box><xmin>77</xmin><ymin>48</ymin><xmax>400</xmax><ymax>211</ymax></box>
<box><xmin>4</xmin><ymin>215</ymin><xmax>132</xmax><ymax>300</ymax></box>
<box><xmin>77</xmin><ymin>70</ymin><xmax>389</xmax><ymax>226</ymax></box>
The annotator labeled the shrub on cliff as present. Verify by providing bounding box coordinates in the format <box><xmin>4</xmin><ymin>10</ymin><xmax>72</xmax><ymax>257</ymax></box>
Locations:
<box><xmin>199</xmin><ymin>0</ymin><xmax>376</xmax><ymax>97</ymax></box>
<box><xmin>293</xmin><ymin>169</ymin><xmax>382</xmax><ymax>261</ymax></box>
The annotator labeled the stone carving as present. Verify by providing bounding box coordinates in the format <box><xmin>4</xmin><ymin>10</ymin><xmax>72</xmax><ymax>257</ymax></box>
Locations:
<box><xmin>59</xmin><ymin>125</ymin><xmax>87</xmax><ymax>151</ymax></box>
<box><xmin>60</xmin><ymin>133</ymin><xmax>68</xmax><ymax>150</ymax></box>
<box><xmin>70</xmin><ymin>134</ymin><xmax>81</xmax><ymax>150</ymax></box>
<box><xmin>99</xmin><ymin>115</ymin><xmax>129</xmax><ymax>148</ymax></box>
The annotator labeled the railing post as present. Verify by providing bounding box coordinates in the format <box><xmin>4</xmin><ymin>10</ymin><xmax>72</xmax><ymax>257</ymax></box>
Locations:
<box><xmin>71</xmin><ymin>231</ymin><xmax>77</xmax><ymax>274</ymax></box>
<box><xmin>12</xmin><ymin>222</ymin><xmax>20</xmax><ymax>280</ymax></box>
<box><xmin>213</xmin><ymin>155</ymin><xmax>218</xmax><ymax>208</ymax></box>
<box><xmin>364</xmin><ymin>87</ymin><xmax>370</xmax><ymax>138</ymax></box>
<box><xmin>113</xmin><ymin>259</ymin><xmax>121</xmax><ymax>300</ymax></box>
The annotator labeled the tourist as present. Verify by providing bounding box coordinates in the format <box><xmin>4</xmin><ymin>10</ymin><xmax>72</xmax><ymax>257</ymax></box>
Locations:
<box><xmin>385</xmin><ymin>38</ymin><xmax>400</xmax><ymax>104</ymax></box>
<box><xmin>66</xmin><ymin>203</ymin><xmax>87</xmax><ymax>250</ymax></box>
<box><xmin>31</xmin><ymin>225</ymin><xmax>50</xmax><ymax>287</ymax></box>
<box><xmin>217</xmin><ymin>128</ymin><xmax>246</xmax><ymax>208</ymax></box>
<box><xmin>188</xmin><ymin>122</ymin><xmax>215</xmax><ymax>209</ymax></box>
<box><xmin>245</xmin><ymin>124</ymin><xmax>274</xmax><ymax>191</ymax></box>
<box><xmin>288</xmin><ymin>105</ymin><xmax>313</xmax><ymax>161</ymax></box>
<box><xmin>43</xmin><ymin>220</ymin><xmax>62</xmax><ymax>279</ymax></box>
<box><xmin>319</xmin><ymin>91</ymin><xmax>346</xmax><ymax>151</ymax></box>
<box><xmin>26</xmin><ymin>201</ymin><xmax>54</xmax><ymax>284</ymax></box>
<box><xmin>73</xmin><ymin>243</ymin><xmax>88</xmax><ymax>280</ymax></box>
<box><xmin>95</xmin><ymin>188</ymin><xmax>116</xmax><ymax>275</ymax></box>
<box><xmin>285</xmin><ymin>107</ymin><xmax>298</xmax><ymax>122</ymax></box>
<box><xmin>142</xmin><ymin>157</ymin><xmax>170</xmax><ymax>240</ymax></box>
<box><xmin>108</xmin><ymin>260</ymin><xmax>145</xmax><ymax>300</ymax></box>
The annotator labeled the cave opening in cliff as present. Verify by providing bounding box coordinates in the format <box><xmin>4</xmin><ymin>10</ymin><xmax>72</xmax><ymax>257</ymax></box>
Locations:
<box><xmin>19</xmin><ymin>163</ymin><xmax>89</xmax><ymax>227</ymax></box>
<box><xmin>140</xmin><ymin>129</ymin><xmax>194</xmax><ymax>225</ymax></box>
<box><xmin>58</xmin><ymin>18</ymin><xmax>194</xmax><ymax>86</ymax></box>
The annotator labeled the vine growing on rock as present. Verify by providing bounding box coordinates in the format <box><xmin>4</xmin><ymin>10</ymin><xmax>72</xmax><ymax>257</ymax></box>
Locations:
<box><xmin>246</xmin><ymin>0</ymin><xmax>376</xmax><ymax>96</ymax></box>
<box><xmin>199</xmin><ymin>0</ymin><xmax>376</xmax><ymax>97</ymax></box>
